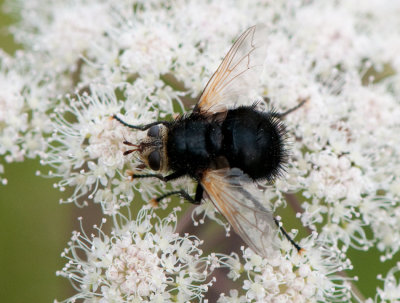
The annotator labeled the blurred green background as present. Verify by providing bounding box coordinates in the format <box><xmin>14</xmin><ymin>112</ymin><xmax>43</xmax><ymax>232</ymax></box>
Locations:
<box><xmin>0</xmin><ymin>160</ymin><xmax>74</xmax><ymax>302</ymax></box>
<box><xmin>0</xmin><ymin>2</ymin><xmax>103</xmax><ymax>302</ymax></box>
<box><xmin>0</xmin><ymin>1</ymin><xmax>67</xmax><ymax>301</ymax></box>
<box><xmin>0</xmin><ymin>1</ymin><xmax>398</xmax><ymax>302</ymax></box>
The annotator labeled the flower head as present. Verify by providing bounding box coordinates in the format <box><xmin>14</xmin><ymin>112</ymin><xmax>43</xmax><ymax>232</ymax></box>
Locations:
<box><xmin>220</xmin><ymin>236</ymin><xmax>353</xmax><ymax>303</ymax></box>
<box><xmin>370</xmin><ymin>262</ymin><xmax>400</xmax><ymax>303</ymax></box>
<box><xmin>56</xmin><ymin>207</ymin><xmax>218</xmax><ymax>302</ymax></box>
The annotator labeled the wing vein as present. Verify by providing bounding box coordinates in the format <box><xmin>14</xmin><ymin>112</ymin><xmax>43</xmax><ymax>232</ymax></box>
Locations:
<box><xmin>201</xmin><ymin>168</ymin><xmax>276</xmax><ymax>257</ymax></box>
<box><xmin>195</xmin><ymin>24</ymin><xmax>268</xmax><ymax>115</ymax></box>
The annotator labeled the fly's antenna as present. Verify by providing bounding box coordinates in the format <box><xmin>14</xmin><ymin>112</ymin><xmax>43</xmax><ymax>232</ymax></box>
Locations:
<box><xmin>122</xmin><ymin>140</ymin><xmax>142</xmax><ymax>155</ymax></box>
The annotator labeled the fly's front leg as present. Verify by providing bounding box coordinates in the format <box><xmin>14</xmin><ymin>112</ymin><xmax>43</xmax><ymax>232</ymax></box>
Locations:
<box><xmin>113</xmin><ymin>115</ymin><xmax>170</xmax><ymax>130</ymax></box>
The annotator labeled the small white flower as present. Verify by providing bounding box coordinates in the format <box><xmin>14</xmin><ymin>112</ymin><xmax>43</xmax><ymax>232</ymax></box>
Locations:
<box><xmin>371</xmin><ymin>262</ymin><xmax>400</xmax><ymax>302</ymax></box>
<box><xmin>218</xmin><ymin>289</ymin><xmax>247</xmax><ymax>303</ymax></box>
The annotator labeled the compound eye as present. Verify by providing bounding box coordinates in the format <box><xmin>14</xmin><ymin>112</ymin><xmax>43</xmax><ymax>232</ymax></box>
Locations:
<box><xmin>147</xmin><ymin>125</ymin><xmax>160</xmax><ymax>137</ymax></box>
<box><xmin>148</xmin><ymin>150</ymin><xmax>161</xmax><ymax>171</ymax></box>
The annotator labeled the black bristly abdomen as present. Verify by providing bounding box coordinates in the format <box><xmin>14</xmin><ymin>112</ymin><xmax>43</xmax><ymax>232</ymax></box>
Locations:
<box><xmin>166</xmin><ymin>106</ymin><xmax>286</xmax><ymax>182</ymax></box>
<box><xmin>221</xmin><ymin>106</ymin><xmax>287</xmax><ymax>181</ymax></box>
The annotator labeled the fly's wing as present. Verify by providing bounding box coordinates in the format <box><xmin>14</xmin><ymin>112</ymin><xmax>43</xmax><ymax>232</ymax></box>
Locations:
<box><xmin>201</xmin><ymin>168</ymin><xmax>277</xmax><ymax>257</ymax></box>
<box><xmin>194</xmin><ymin>24</ymin><xmax>268</xmax><ymax>116</ymax></box>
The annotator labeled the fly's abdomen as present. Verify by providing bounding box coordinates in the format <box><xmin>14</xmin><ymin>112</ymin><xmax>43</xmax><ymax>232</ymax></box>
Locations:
<box><xmin>221</xmin><ymin>106</ymin><xmax>286</xmax><ymax>181</ymax></box>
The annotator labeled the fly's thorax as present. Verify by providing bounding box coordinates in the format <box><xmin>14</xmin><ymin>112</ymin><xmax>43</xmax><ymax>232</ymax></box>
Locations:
<box><xmin>138</xmin><ymin>124</ymin><xmax>169</xmax><ymax>173</ymax></box>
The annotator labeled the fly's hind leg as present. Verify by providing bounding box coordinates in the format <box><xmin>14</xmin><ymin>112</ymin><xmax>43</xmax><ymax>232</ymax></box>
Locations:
<box><xmin>269</xmin><ymin>97</ymin><xmax>309</xmax><ymax>119</ymax></box>
<box><xmin>273</xmin><ymin>217</ymin><xmax>303</xmax><ymax>253</ymax></box>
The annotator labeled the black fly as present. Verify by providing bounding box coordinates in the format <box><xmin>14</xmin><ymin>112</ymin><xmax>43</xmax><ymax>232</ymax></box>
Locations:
<box><xmin>114</xmin><ymin>25</ymin><xmax>306</xmax><ymax>256</ymax></box>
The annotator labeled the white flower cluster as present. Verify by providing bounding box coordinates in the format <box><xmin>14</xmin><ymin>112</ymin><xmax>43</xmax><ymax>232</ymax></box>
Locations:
<box><xmin>42</xmin><ymin>87</ymin><xmax>140</xmax><ymax>212</ymax></box>
<box><xmin>56</xmin><ymin>207</ymin><xmax>218</xmax><ymax>303</ymax></box>
<box><xmin>1</xmin><ymin>0</ymin><xmax>400</xmax><ymax>301</ymax></box>
<box><xmin>255</xmin><ymin>1</ymin><xmax>400</xmax><ymax>261</ymax></box>
<box><xmin>0</xmin><ymin>49</ymin><xmax>56</xmax><ymax>185</ymax></box>
<box><xmin>219</xmin><ymin>237</ymin><xmax>353</xmax><ymax>303</ymax></box>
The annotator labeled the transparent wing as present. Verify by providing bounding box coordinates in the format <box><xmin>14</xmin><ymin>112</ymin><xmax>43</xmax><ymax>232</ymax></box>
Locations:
<box><xmin>201</xmin><ymin>168</ymin><xmax>277</xmax><ymax>257</ymax></box>
<box><xmin>195</xmin><ymin>24</ymin><xmax>268</xmax><ymax>115</ymax></box>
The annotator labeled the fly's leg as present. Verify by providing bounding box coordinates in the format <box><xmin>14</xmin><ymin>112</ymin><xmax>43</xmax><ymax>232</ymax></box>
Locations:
<box><xmin>270</xmin><ymin>98</ymin><xmax>308</xmax><ymax>119</ymax></box>
<box><xmin>273</xmin><ymin>217</ymin><xmax>303</xmax><ymax>253</ymax></box>
<box><xmin>150</xmin><ymin>183</ymin><xmax>203</xmax><ymax>206</ymax></box>
<box><xmin>127</xmin><ymin>171</ymin><xmax>184</xmax><ymax>182</ymax></box>
<box><xmin>128</xmin><ymin>171</ymin><xmax>202</xmax><ymax>206</ymax></box>
<box><xmin>113</xmin><ymin>115</ymin><xmax>170</xmax><ymax>130</ymax></box>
